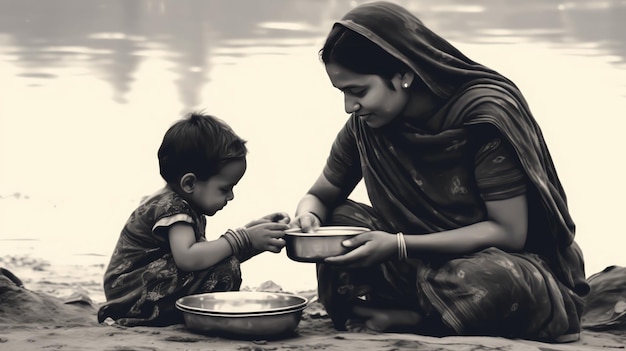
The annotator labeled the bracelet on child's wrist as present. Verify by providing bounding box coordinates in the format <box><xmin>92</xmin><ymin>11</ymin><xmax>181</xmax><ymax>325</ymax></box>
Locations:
<box><xmin>221</xmin><ymin>228</ymin><xmax>252</xmax><ymax>258</ymax></box>
<box><xmin>221</xmin><ymin>229</ymin><xmax>239</xmax><ymax>256</ymax></box>
<box><xmin>235</xmin><ymin>227</ymin><xmax>252</xmax><ymax>250</ymax></box>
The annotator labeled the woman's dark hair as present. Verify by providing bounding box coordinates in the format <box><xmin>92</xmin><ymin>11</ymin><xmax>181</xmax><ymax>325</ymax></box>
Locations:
<box><xmin>320</xmin><ymin>24</ymin><xmax>409</xmax><ymax>81</ymax></box>
<box><xmin>157</xmin><ymin>112</ymin><xmax>247</xmax><ymax>184</ymax></box>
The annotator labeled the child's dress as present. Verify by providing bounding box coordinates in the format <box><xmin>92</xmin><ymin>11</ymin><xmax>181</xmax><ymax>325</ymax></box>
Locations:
<box><xmin>97</xmin><ymin>187</ymin><xmax>241</xmax><ymax>326</ymax></box>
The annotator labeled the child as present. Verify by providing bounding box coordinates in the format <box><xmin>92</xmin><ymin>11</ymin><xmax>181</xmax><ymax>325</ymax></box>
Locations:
<box><xmin>97</xmin><ymin>112</ymin><xmax>290</xmax><ymax>326</ymax></box>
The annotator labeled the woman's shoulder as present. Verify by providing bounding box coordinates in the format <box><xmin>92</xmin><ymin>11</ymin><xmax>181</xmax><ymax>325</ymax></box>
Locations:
<box><xmin>455</xmin><ymin>80</ymin><xmax>527</xmax><ymax>114</ymax></box>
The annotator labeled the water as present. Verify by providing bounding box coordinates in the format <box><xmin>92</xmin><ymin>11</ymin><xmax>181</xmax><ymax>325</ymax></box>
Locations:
<box><xmin>1</xmin><ymin>0</ymin><xmax>625</xmax><ymax>302</ymax></box>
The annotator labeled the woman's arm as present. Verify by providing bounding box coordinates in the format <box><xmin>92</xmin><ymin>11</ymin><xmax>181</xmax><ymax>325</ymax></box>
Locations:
<box><xmin>404</xmin><ymin>125</ymin><xmax>528</xmax><ymax>254</ymax></box>
<box><xmin>404</xmin><ymin>193</ymin><xmax>528</xmax><ymax>254</ymax></box>
<box><xmin>293</xmin><ymin>172</ymin><xmax>351</xmax><ymax>232</ymax></box>
<box><xmin>326</xmin><ymin>194</ymin><xmax>528</xmax><ymax>266</ymax></box>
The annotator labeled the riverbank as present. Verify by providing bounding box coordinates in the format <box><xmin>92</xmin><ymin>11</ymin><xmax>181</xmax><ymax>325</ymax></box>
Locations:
<box><xmin>1</xmin><ymin>257</ymin><xmax>625</xmax><ymax>351</ymax></box>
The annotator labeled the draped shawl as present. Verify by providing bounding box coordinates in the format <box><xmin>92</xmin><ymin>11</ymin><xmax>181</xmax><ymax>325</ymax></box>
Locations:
<box><xmin>331</xmin><ymin>1</ymin><xmax>588</xmax><ymax>296</ymax></box>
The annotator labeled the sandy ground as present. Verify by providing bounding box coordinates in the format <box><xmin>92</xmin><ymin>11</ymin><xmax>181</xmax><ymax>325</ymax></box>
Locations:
<box><xmin>1</xmin><ymin>309</ymin><xmax>626</xmax><ymax>351</ymax></box>
<box><xmin>2</xmin><ymin>325</ymin><xmax>626</xmax><ymax>351</ymax></box>
<box><xmin>1</xmin><ymin>279</ymin><xmax>625</xmax><ymax>351</ymax></box>
<box><xmin>1</xmin><ymin>255</ymin><xmax>625</xmax><ymax>351</ymax></box>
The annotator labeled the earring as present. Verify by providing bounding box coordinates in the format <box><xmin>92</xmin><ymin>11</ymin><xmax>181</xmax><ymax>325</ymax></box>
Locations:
<box><xmin>402</xmin><ymin>82</ymin><xmax>409</xmax><ymax>88</ymax></box>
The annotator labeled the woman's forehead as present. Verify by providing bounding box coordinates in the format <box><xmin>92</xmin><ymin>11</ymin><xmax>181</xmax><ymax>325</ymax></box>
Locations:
<box><xmin>325</xmin><ymin>63</ymin><xmax>366</xmax><ymax>86</ymax></box>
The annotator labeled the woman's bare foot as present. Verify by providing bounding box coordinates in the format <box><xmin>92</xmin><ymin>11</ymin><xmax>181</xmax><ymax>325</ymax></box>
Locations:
<box><xmin>351</xmin><ymin>305</ymin><xmax>421</xmax><ymax>332</ymax></box>
<box><xmin>345</xmin><ymin>317</ymin><xmax>364</xmax><ymax>332</ymax></box>
<box><xmin>345</xmin><ymin>318</ymin><xmax>377</xmax><ymax>333</ymax></box>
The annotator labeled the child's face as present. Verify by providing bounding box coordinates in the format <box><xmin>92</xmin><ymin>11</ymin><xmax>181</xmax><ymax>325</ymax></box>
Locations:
<box><xmin>190</xmin><ymin>159</ymin><xmax>246</xmax><ymax>216</ymax></box>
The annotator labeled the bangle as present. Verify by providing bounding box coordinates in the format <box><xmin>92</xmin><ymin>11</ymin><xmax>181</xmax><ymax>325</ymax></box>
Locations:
<box><xmin>235</xmin><ymin>227</ymin><xmax>252</xmax><ymax>250</ymax></box>
<box><xmin>396</xmin><ymin>232</ymin><xmax>407</xmax><ymax>261</ymax></box>
<box><xmin>221</xmin><ymin>229</ymin><xmax>239</xmax><ymax>256</ymax></box>
<box><xmin>308</xmin><ymin>212</ymin><xmax>322</xmax><ymax>225</ymax></box>
<box><xmin>221</xmin><ymin>228</ymin><xmax>252</xmax><ymax>257</ymax></box>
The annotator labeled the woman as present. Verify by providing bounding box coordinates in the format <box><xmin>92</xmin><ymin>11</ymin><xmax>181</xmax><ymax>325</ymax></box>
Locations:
<box><xmin>291</xmin><ymin>1</ymin><xmax>589</xmax><ymax>343</ymax></box>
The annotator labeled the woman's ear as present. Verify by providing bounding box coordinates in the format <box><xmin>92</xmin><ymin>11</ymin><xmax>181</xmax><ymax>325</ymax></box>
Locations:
<box><xmin>179</xmin><ymin>173</ymin><xmax>197</xmax><ymax>193</ymax></box>
<box><xmin>400</xmin><ymin>71</ymin><xmax>415</xmax><ymax>89</ymax></box>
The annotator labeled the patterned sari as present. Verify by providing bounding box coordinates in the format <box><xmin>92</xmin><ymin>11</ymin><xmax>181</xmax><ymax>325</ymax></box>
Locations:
<box><xmin>316</xmin><ymin>1</ymin><xmax>589</xmax><ymax>342</ymax></box>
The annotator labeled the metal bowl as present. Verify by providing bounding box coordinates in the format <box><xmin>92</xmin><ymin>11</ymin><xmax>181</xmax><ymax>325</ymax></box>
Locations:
<box><xmin>284</xmin><ymin>226</ymin><xmax>370</xmax><ymax>263</ymax></box>
<box><xmin>177</xmin><ymin>306</ymin><xmax>305</xmax><ymax>338</ymax></box>
<box><xmin>175</xmin><ymin>291</ymin><xmax>309</xmax><ymax>338</ymax></box>
<box><xmin>176</xmin><ymin>291</ymin><xmax>308</xmax><ymax>315</ymax></box>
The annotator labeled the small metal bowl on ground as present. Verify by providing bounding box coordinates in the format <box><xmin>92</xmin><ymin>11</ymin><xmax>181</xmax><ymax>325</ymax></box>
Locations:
<box><xmin>177</xmin><ymin>306</ymin><xmax>305</xmax><ymax>338</ymax></box>
<box><xmin>176</xmin><ymin>291</ymin><xmax>309</xmax><ymax>339</ymax></box>
<box><xmin>284</xmin><ymin>226</ymin><xmax>370</xmax><ymax>263</ymax></box>
<box><xmin>176</xmin><ymin>291</ymin><xmax>308</xmax><ymax>314</ymax></box>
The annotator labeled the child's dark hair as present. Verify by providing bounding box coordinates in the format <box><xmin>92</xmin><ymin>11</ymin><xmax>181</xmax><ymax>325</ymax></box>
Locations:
<box><xmin>158</xmin><ymin>112</ymin><xmax>247</xmax><ymax>184</ymax></box>
<box><xmin>320</xmin><ymin>24</ymin><xmax>409</xmax><ymax>84</ymax></box>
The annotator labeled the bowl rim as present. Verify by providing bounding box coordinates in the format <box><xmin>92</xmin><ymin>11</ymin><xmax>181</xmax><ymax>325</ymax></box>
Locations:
<box><xmin>284</xmin><ymin>226</ymin><xmax>369</xmax><ymax>237</ymax></box>
<box><xmin>176</xmin><ymin>303</ymin><xmax>306</xmax><ymax>317</ymax></box>
<box><xmin>175</xmin><ymin>291</ymin><xmax>309</xmax><ymax>315</ymax></box>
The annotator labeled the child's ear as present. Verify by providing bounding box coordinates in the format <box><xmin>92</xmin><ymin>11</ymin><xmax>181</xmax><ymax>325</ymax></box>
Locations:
<box><xmin>179</xmin><ymin>173</ymin><xmax>197</xmax><ymax>193</ymax></box>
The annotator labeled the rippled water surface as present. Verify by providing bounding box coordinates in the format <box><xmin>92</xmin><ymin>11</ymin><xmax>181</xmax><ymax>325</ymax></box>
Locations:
<box><xmin>1</xmin><ymin>0</ymin><xmax>625</xmax><ymax>300</ymax></box>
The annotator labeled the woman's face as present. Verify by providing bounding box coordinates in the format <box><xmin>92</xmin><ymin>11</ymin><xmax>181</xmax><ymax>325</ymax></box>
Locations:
<box><xmin>325</xmin><ymin>62</ymin><xmax>410</xmax><ymax>128</ymax></box>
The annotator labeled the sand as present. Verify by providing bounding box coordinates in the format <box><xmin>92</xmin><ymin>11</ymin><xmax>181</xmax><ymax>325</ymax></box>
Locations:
<box><xmin>1</xmin><ymin>258</ymin><xmax>625</xmax><ymax>351</ymax></box>
<box><xmin>1</xmin><ymin>306</ymin><xmax>625</xmax><ymax>351</ymax></box>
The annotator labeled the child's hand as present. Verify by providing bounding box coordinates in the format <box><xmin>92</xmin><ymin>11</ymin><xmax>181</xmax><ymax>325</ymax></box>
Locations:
<box><xmin>245</xmin><ymin>222</ymin><xmax>289</xmax><ymax>253</ymax></box>
<box><xmin>245</xmin><ymin>212</ymin><xmax>291</xmax><ymax>227</ymax></box>
<box><xmin>265</xmin><ymin>212</ymin><xmax>290</xmax><ymax>224</ymax></box>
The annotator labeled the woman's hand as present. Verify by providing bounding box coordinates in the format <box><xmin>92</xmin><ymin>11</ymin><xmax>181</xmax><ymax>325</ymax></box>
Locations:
<box><xmin>324</xmin><ymin>231</ymin><xmax>397</xmax><ymax>267</ymax></box>
<box><xmin>289</xmin><ymin>212</ymin><xmax>321</xmax><ymax>233</ymax></box>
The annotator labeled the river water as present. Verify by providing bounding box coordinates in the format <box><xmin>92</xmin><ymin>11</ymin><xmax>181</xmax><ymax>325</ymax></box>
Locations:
<box><xmin>1</xmin><ymin>0</ymin><xmax>625</xmax><ymax>302</ymax></box>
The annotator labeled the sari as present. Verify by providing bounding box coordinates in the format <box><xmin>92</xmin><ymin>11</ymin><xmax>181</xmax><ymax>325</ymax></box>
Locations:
<box><xmin>316</xmin><ymin>1</ymin><xmax>588</xmax><ymax>342</ymax></box>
